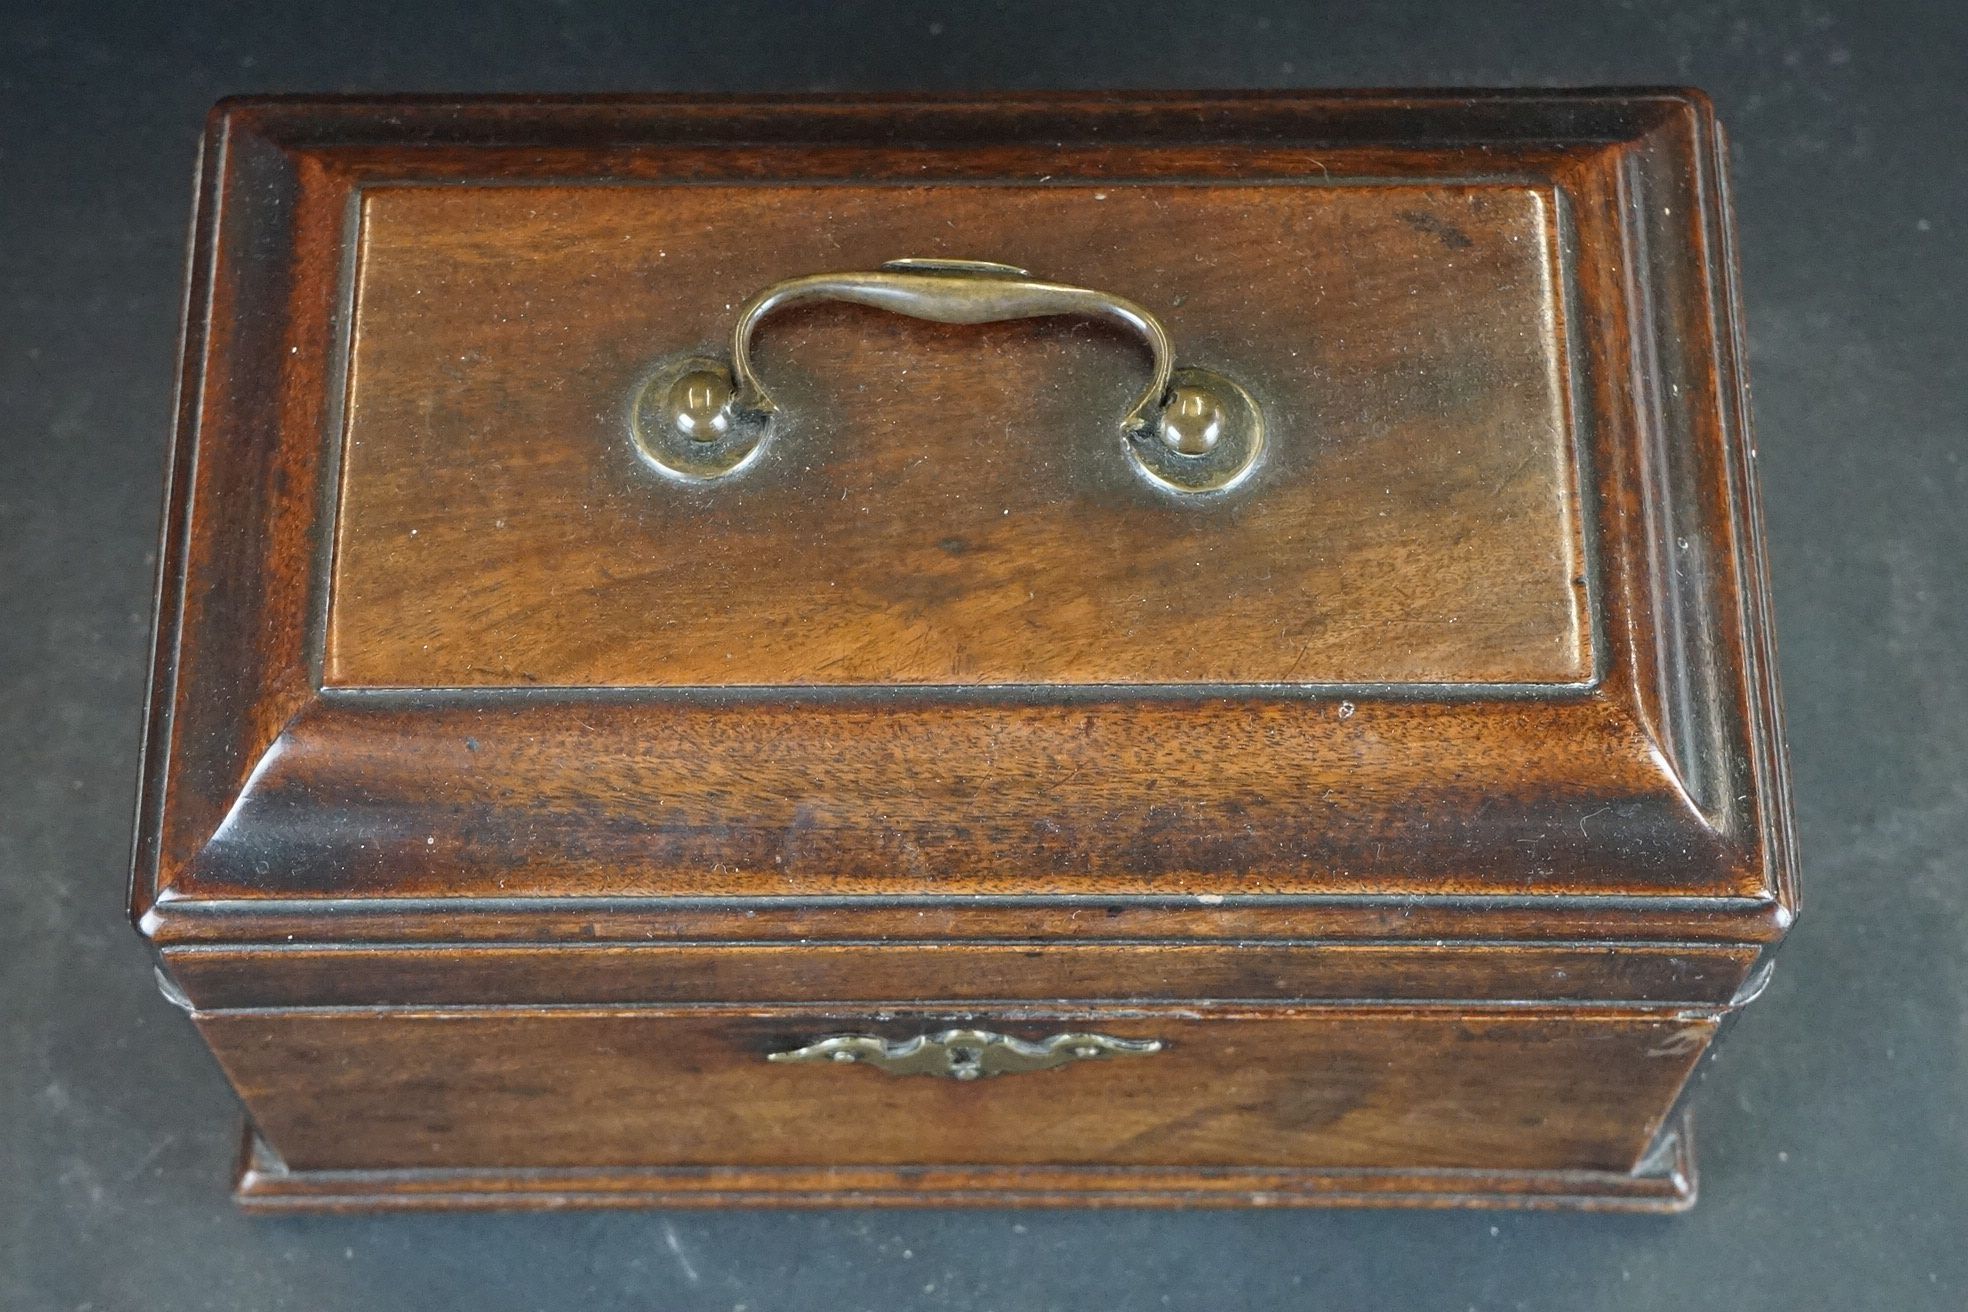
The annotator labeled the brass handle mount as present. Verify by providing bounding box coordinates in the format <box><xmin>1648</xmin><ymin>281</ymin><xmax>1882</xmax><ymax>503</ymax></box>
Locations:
<box><xmin>766</xmin><ymin>1027</ymin><xmax>1163</xmax><ymax>1080</ymax></box>
<box><xmin>632</xmin><ymin>259</ymin><xmax>1263</xmax><ymax>493</ymax></box>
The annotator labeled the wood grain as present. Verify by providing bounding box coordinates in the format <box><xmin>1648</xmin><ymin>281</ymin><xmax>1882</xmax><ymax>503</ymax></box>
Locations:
<box><xmin>232</xmin><ymin>1117</ymin><xmax>1699</xmax><ymax>1213</ymax></box>
<box><xmin>327</xmin><ymin>183</ymin><xmax>1589</xmax><ymax>688</ymax></box>
<box><xmin>164</xmin><ymin>940</ymin><xmax>1760</xmax><ymax>1010</ymax></box>
<box><xmin>202</xmin><ymin>1006</ymin><xmax>1712</xmax><ymax>1174</ymax></box>
<box><xmin>133</xmin><ymin>92</ymin><xmax>1794</xmax><ymax>925</ymax></box>
<box><xmin>130</xmin><ymin>92</ymin><xmax>1794</xmax><ymax>1211</ymax></box>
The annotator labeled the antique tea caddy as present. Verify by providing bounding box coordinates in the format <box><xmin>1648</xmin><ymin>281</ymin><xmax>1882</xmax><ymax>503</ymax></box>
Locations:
<box><xmin>133</xmin><ymin>91</ymin><xmax>1794</xmax><ymax>1210</ymax></box>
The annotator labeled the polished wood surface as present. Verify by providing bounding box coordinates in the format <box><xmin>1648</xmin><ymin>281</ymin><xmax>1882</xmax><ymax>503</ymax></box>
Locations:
<box><xmin>131</xmin><ymin>91</ymin><xmax>1795</xmax><ymax>1211</ymax></box>
<box><xmin>329</xmin><ymin>183</ymin><xmax>1588</xmax><ymax>688</ymax></box>
<box><xmin>165</xmin><ymin>940</ymin><xmax>1758</xmax><ymax>1010</ymax></box>
<box><xmin>134</xmin><ymin>93</ymin><xmax>1794</xmax><ymax>922</ymax></box>
<box><xmin>232</xmin><ymin>1116</ymin><xmax>1699</xmax><ymax>1213</ymax></box>
<box><xmin>203</xmin><ymin>1007</ymin><xmax>1711</xmax><ymax>1172</ymax></box>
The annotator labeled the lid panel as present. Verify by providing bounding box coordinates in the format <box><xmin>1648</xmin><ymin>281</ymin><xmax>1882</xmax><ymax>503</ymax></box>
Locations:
<box><xmin>132</xmin><ymin>95</ymin><xmax>1793</xmax><ymax>953</ymax></box>
<box><xmin>325</xmin><ymin>180</ymin><xmax>1590</xmax><ymax>688</ymax></box>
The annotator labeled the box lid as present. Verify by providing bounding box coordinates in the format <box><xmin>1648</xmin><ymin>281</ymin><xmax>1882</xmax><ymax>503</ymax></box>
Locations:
<box><xmin>133</xmin><ymin>93</ymin><xmax>1794</xmax><ymax>989</ymax></box>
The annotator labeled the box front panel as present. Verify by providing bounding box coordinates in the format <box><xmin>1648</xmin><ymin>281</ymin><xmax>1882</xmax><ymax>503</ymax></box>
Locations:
<box><xmin>202</xmin><ymin>1007</ymin><xmax>1711</xmax><ymax>1175</ymax></box>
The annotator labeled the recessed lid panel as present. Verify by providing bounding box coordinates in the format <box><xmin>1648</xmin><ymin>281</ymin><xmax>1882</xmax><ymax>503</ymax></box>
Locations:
<box><xmin>325</xmin><ymin>181</ymin><xmax>1590</xmax><ymax>689</ymax></box>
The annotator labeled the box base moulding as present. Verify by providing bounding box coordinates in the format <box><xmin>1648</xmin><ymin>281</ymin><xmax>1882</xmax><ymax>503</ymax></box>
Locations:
<box><xmin>232</xmin><ymin>1113</ymin><xmax>1696</xmax><ymax>1214</ymax></box>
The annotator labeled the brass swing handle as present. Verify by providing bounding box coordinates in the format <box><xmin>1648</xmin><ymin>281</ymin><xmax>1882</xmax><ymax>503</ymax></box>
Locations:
<box><xmin>766</xmin><ymin>1027</ymin><xmax>1163</xmax><ymax>1080</ymax></box>
<box><xmin>631</xmin><ymin>259</ymin><xmax>1264</xmax><ymax>493</ymax></box>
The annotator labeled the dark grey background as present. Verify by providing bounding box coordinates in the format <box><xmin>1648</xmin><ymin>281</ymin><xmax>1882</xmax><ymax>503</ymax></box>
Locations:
<box><xmin>3</xmin><ymin>2</ymin><xmax>1962</xmax><ymax>1308</ymax></box>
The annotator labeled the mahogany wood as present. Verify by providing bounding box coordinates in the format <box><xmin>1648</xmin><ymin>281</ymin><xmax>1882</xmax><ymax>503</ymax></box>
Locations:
<box><xmin>203</xmin><ymin>1008</ymin><xmax>1711</xmax><ymax>1172</ymax></box>
<box><xmin>131</xmin><ymin>90</ymin><xmax>1794</xmax><ymax>1211</ymax></box>
<box><xmin>328</xmin><ymin>182</ymin><xmax>1590</xmax><ymax>689</ymax></box>
<box><xmin>232</xmin><ymin>1115</ymin><xmax>1700</xmax><ymax>1213</ymax></box>
<box><xmin>165</xmin><ymin>941</ymin><xmax>1759</xmax><ymax>1010</ymax></box>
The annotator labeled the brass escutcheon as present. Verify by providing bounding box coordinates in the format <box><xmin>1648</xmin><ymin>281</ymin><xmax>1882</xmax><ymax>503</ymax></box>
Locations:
<box><xmin>766</xmin><ymin>1027</ymin><xmax>1164</xmax><ymax>1079</ymax></box>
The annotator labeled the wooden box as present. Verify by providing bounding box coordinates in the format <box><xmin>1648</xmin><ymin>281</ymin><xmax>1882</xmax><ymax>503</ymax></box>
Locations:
<box><xmin>132</xmin><ymin>91</ymin><xmax>1795</xmax><ymax>1212</ymax></box>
